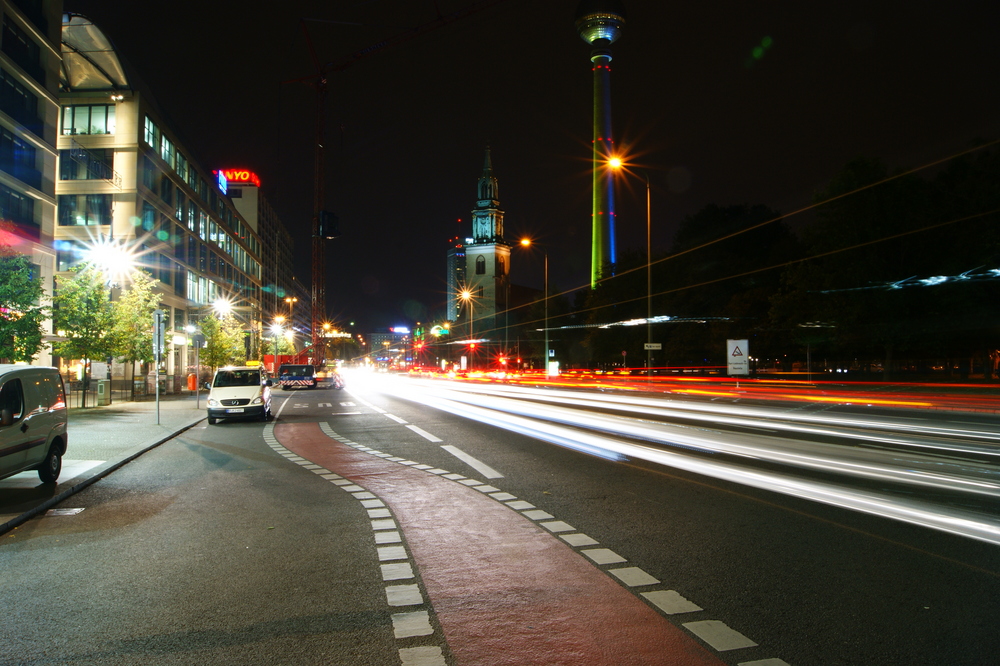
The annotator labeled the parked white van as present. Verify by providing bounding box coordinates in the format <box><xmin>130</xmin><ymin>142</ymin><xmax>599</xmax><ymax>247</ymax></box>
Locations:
<box><xmin>205</xmin><ymin>366</ymin><xmax>272</xmax><ymax>425</ymax></box>
<box><xmin>0</xmin><ymin>365</ymin><xmax>68</xmax><ymax>483</ymax></box>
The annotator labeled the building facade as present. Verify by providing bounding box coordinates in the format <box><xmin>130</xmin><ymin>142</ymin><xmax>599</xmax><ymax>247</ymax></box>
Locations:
<box><xmin>0</xmin><ymin>0</ymin><xmax>64</xmax><ymax>365</ymax></box>
<box><xmin>56</xmin><ymin>13</ymin><xmax>269</xmax><ymax>389</ymax></box>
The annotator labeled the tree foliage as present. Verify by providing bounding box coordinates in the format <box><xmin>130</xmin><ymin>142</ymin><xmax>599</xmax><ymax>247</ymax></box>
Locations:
<box><xmin>0</xmin><ymin>227</ymin><xmax>47</xmax><ymax>363</ymax></box>
<box><xmin>109</xmin><ymin>270</ymin><xmax>161</xmax><ymax>368</ymax></box>
<box><xmin>52</xmin><ymin>265</ymin><xmax>115</xmax><ymax>365</ymax></box>
<box><xmin>200</xmin><ymin>312</ymin><xmax>246</xmax><ymax>370</ymax></box>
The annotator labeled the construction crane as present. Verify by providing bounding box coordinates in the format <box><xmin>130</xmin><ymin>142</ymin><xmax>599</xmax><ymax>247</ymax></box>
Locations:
<box><xmin>291</xmin><ymin>0</ymin><xmax>510</xmax><ymax>366</ymax></box>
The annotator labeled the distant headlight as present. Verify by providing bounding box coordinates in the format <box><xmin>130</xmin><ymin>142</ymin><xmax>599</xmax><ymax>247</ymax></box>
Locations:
<box><xmin>251</xmin><ymin>396</ymin><xmax>263</xmax><ymax>405</ymax></box>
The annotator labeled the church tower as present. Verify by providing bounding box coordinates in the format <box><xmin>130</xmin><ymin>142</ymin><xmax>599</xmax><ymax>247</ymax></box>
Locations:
<box><xmin>461</xmin><ymin>146</ymin><xmax>511</xmax><ymax>343</ymax></box>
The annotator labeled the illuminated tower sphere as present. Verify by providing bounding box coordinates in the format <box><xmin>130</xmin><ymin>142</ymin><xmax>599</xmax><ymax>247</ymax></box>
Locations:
<box><xmin>575</xmin><ymin>0</ymin><xmax>626</xmax><ymax>288</ymax></box>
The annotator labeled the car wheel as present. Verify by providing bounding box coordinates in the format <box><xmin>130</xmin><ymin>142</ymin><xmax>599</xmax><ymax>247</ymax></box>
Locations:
<box><xmin>38</xmin><ymin>444</ymin><xmax>62</xmax><ymax>484</ymax></box>
<box><xmin>208</xmin><ymin>416</ymin><xmax>217</xmax><ymax>425</ymax></box>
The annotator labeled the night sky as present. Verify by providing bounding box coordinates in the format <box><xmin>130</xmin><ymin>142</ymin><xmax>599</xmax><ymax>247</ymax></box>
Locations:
<box><xmin>64</xmin><ymin>0</ymin><xmax>1000</xmax><ymax>331</ymax></box>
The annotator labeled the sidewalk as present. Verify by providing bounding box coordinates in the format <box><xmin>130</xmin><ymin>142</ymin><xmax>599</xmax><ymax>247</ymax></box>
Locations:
<box><xmin>0</xmin><ymin>391</ymin><xmax>206</xmax><ymax>534</ymax></box>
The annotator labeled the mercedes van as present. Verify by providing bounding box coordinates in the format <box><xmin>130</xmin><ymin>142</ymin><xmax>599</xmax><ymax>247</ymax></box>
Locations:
<box><xmin>206</xmin><ymin>366</ymin><xmax>272</xmax><ymax>424</ymax></box>
<box><xmin>0</xmin><ymin>365</ymin><xmax>68</xmax><ymax>483</ymax></box>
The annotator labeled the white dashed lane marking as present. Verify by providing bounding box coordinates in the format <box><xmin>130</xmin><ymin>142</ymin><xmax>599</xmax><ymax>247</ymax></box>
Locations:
<box><xmin>683</xmin><ymin>620</ymin><xmax>759</xmax><ymax>651</ymax></box>
<box><xmin>407</xmin><ymin>425</ymin><xmax>442</xmax><ymax>442</ymax></box>
<box><xmin>440</xmin><ymin>444</ymin><xmax>503</xmax><ymax>478</ymax></box>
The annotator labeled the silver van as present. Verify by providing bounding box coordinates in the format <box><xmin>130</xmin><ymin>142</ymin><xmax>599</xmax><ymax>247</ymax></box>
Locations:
<box><xmin>0</xmin><ymin>365</ymin><xmax>68</xmax><ymax>483</ymax></box>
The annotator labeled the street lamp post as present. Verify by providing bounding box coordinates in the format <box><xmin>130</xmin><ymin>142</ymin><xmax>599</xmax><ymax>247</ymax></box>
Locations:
<box><xmin>519</xmin><ymin>239</ymin><xmax>550</xmax><ymax>376</ymax></box>
<box><xmin>608</xmin><ymin>160</ymin><xmax>654</xmax><ymax>381</ymax></box>
<box><xmin>271</xmin><ymin>316</ymin><xmax>286</xmax><ymax>373</ymax></box>
<box><xmin>460</xmin><ymin>289</ymin><xmax>474</xmax><ymax>370</ymax></box>
<box><xmin>644</xmin><ymin>171</ymin><xmax>651</xmax><ymax>381</ymax></box>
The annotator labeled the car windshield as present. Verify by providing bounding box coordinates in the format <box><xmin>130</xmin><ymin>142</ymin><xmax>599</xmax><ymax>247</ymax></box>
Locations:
<box><xmin>213</xmin><ymin>370</ymin><xmax>262</xmax><ymax>387</ymax></box>
<box><xmin>280</xmin><ymin>365</ymin><xmax>313</xmax><ymax>377</ymax></box>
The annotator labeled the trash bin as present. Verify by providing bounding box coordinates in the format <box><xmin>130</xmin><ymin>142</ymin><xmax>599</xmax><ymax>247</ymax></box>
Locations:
<box><xmin>97</xmin><ymin>379</ymin><xmax>111</xmax><ymax>406</ymax></box>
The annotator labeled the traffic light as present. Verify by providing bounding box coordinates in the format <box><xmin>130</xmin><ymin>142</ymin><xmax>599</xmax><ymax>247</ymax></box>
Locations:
<box><xmin>318</xmin><ymin>210</ymin><xmax>341</xmax><ymax>239</ymax></box>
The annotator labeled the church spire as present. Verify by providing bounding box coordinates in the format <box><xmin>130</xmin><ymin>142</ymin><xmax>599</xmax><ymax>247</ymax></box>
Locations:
<box><xmin>477</xmin><ymin>145</ymin><xmax>499</xmax><ymax>206</ymax></box>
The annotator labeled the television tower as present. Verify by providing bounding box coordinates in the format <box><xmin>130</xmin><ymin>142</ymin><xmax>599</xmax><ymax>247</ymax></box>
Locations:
<box><xmin>575</xmin><ymin>0</ymin><xmax>626</xmax><ymax>288</ymax></box>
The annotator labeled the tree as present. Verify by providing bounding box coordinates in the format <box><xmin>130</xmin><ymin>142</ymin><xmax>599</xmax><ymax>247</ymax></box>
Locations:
<box><xmin>52</xmin><ymin>265</ymin><xmax>115</xmax><ymax>407</ymax></box>
<box><xmin>0</xmin><ymin>224</ymin><xmax>47</xmax><ymax>363</ymax></box>
<box><xmin>109</xmin><ymin>270</ymin><xmax>161</xmax><ymax>399</ymax></box>
<box><xmin>200</xmin><ymin>312</ymin><xmax>246</xmax><ymax>370</ymax></box>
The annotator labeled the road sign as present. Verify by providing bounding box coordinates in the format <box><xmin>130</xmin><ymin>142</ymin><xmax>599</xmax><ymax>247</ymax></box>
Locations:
<box><xmin>727</xmin><ymin>339</ymin><xmax>749</xmax><ymax>375</ymax></box>
<box><xmin>644</xmin><ymin>343</ymin><xmax>662</xmax><ymax>350</ymax></box>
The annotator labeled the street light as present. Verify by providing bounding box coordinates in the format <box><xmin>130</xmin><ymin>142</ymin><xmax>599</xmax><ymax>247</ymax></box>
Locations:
<box><xmin>269</xmin><ymin>320</ymin><xmax>284</xmax><ymax>372</ymax></box>
<box><xmin>459</xmin><ymin>288</ymin><xmax>474</xmax><ymax>370</ymax></box>
<box><xmin>609</xmin><ymin>158</ymin><xmax>654</xmax><ymax>381</ymax></box>
<box><xmin>518</xmin><ymin>239</ymin><xmax>550</xmax><ymax>376</ymax></box>
<box><xmin>284</xmin><ymin>296</ymin><xmax>298</xmax><ymax>319</ymax></box>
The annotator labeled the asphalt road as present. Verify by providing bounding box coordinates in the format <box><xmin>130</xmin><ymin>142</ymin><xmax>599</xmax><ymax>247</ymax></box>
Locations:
<box><xmin>1</xmin><ymin>373</ymin><xmax>997</xmax><ymax>665</ymax></box>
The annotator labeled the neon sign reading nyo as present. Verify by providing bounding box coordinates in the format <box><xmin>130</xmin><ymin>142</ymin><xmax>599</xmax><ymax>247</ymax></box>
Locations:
<box><xmin>218</xmin><ymin>169</ymin><xmax>262</xmax><ymax>188</ymax></box>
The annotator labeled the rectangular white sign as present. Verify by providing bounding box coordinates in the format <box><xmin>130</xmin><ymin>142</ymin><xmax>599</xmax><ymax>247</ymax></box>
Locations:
<box><xmin>727</xmin><ymin>339</ymin><xmax>749</xmax><ymax>375</ymax></box>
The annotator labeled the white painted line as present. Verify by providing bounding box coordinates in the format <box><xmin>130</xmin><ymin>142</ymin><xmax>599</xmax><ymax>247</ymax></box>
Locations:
<box><xmin>683</xmin><ymin>620</ymin><xmax>758</xmax><ymax>651</ymax></box>
<box><xmin>522</xmin><ymin>510</ymin><xmax>554</xmax><ymax>521</ymax></box>
<box><xmin>427</xmin><ymin>469</ymin><xmax>449</xmax><ymax>475</ymax></box>
<box><xmin>340</xmin><ymin>485</ymin><xmax>364</xmax><ymax>492</ymax></box>
<box><xmin>339</xmin><ymin>402</ymin><xmax>355</xmax><ymax>406</ymax></box>
<box><xmin>738</xmin><ymin>659</ymin><xmax>791</xmax><ymax>666</ymax></box>
<box><xmin>442</xmin><ymin>473</ymin><xmax>465</xmax><ymax>480</ymax></box>
<box><xmin>377</xmin><ymin>546</ymin><xmax>408</xmax><ymax>561</ymax></box>
<box><xmin>381</xmin><ymin>562</ymin><xmax>415</xmax><ymax>581</ymax></box>
<box><xmin>399</xmin><ymin>646</ymin><xmax>446</xmax><ymax>666</ymax></box>
<box><xmin>392</xmin><ymin>610</ymin><xmax>434</xmax><ymax>638</ymax></box>
<box><xmin>641</xmin><ymin>590</ymin><xmax>703</xmax><ymax>615</ymax></box>
<box><xmin>361</xmin><ymin>499</ymin><xmax>385</xmax><ymax>509</ymax></box>
<box><xmin>375</xmin><ymin>531</ymin><xmax>402</xmax><ymax>544</ymax></box>
<box><xmin>387</xmin><ymin>457</ymin><xmax>405</xmax><ymax>462</ymax></box>
<box><xmin>301</xmin><ymin>463</ymin><xmax>322</xmax><ymax>469</ymax></box>
<box><xmin>560</xmin><ymin>533</ymin><xmax>600</xmax><ymax>547</ymax></box>
<box><xmin>319</xmin><ymin>403</ymin><xmax>332</xmax><ymax>407</ymax></box>
<box><xmin>371</xmin><ymin>519</ymin><xmax>398</xmax><ymax>530</ymax></box>
<box><xmin>367</xmin><ymin>508</ymin><xmax>392</xmax><ymax>519</ymax></box>
<box><xmin>398</xmin><ymin>461</ymin><xmax>418</xmax><ymax>466</ymax></box>
<box><xmin>506</xmin><ymin>500</ymin><xmax>535</xmax><ymax>510</ymax></box>
<box><xmin>407</xmin><ymin>425</ymin><xmax>443</xmax><ymax>442</ymax></box>
<box><xmin>490</xmin><ymin>492</ymin><xmax>517</xmax><ymax>501</ymax></box>
<box><xmin>473</xmin><ymin>485</ymin><xmax>501</xmax><ymax>493</ymax></box>
<box><xmin>458</xmin><ymin>479</ymin><xmax>483</xmax><ymax>487</ymax></box>
<box><xmin>332</xmin><ymin>479</ymin><xmax>352</xmax><ymax>486</ymax></box>
<box><xmin>413</xmin><ymin>464</ymin><xmax>433</xmax><ymax>470</ymax></box>
<box><xmin>320</xmin><ymin>474</ymin><xmax>342</xmax><ymax>480</ymax></box>
<box><xmin>352</xmin><ymin>492</ymin><xmax>377</xmax><ymax>500</ymax></box>
<box><xmin>539</xmin><ymin>521</ymin><xmax>575</xmax><ymax>533</ymax></box>
<box><xmin>440</xmin><ymin>444</ymin><xmax>503</xmax><ymax>479</ymax></box>
<box><xmin>582</xmin><ymin>548</ymin><xmax>627</xmax><ymax>565</ymax></box>
<box><xmin>608</xmin><ymin>567</ymin><xmax>660</xmax><ymax>587</ymax></box>
<box><xmin>386</xmin><ymin>584</ymin><xmax>424</xmax><ymax>607</ymax></box>
<box><xmin>386</xmin><ymin>414</ymin><xmax>408</xmax><ymax>424</ymax></box>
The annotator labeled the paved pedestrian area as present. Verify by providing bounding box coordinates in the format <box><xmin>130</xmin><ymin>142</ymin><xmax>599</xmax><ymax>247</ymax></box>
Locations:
<box><xmin>0</xmin><ymin>392</ymin><xmax>206</xmax><ymax>532</ymax></box>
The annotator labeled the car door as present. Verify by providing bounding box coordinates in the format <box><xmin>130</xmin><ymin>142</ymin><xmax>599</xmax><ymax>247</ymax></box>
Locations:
<box><xmin>0</xmin><ymin>377</ymin><xmax>29</xmax><ymax>478</ymax></box>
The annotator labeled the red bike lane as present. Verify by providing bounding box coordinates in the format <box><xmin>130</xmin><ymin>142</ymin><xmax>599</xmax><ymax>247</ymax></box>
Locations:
<box><xmin>275</xmin><ymin>422</ymin><xmax>726</xmax><ymax>666</ymax></box>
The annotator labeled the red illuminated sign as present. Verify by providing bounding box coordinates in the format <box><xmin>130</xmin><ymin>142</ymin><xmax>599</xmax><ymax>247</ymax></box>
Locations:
<box><xmin>219</xmin><ymin>169</ymin><xmax>261</xmax><ymax>187</ymax></box>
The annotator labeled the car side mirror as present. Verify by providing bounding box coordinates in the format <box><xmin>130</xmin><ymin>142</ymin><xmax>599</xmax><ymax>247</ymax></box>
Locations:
<box><xmin>203</xmin><ymin>382</ymin><xmax>211</xmax><ymax>391</ymax></box>
<box><xmin>0</xmin><ymin>408</ymin><xmax>12</xmax><ymax>427</ymax></box>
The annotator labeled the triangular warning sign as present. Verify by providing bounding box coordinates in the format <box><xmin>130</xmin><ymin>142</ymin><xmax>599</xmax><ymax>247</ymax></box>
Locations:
<box><xmin>731</xmin><ymin>346</ymin><xmax>744</xmax><ymax>356</ymax></box>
